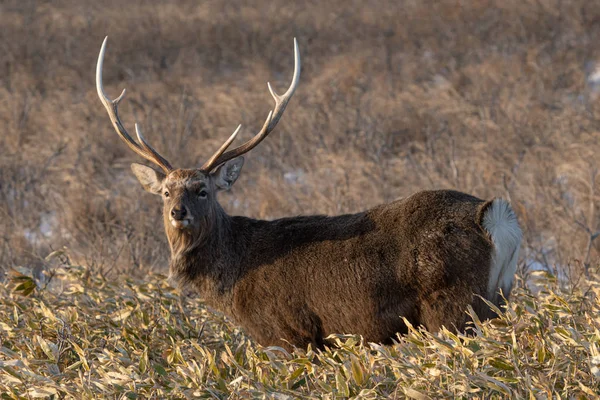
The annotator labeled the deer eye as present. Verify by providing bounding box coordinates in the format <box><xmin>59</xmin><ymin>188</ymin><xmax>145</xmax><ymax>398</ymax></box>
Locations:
<box><xmin>164</xmin><ymin>191</ymin><xmax>170</xmax><ymax>198</ymax></box>
<box><xmin>198</xmin><ymin>190</ymin><xmax>208</xmax><ymax>198</ymax></box>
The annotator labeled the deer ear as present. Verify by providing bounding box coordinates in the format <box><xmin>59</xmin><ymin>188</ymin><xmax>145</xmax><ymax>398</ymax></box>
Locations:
<box><xmin>213</xmin><ymin>157</ymin><xmax>244</xmax><ymax>191</ymax></box>
<box><xmin>131</xmin><ymin>163</ymin><xmax>165</xmax><ymax>195</ymax></box>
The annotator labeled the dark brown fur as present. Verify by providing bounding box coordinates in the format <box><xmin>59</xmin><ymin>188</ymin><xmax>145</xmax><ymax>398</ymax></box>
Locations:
<box><xmin>156</xmin><ymin>172</ymin><xmax>499</xmax><ymax>349</ymax></box>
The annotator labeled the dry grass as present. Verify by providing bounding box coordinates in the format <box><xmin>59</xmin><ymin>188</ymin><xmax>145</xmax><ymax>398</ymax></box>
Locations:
<box><xmin>1</xmin><ymin>0</ymin><xmax>599</xmax><ymax>276</ymax></box>
<box><xmin>2</xmin><ymin>0</ymin><xmax>600</xmax><ymax>397</ymax></box>
<box><xmin>1</xmin><ymin>251</ymin><xmax>599</xmax><ymax>398</ymax></box>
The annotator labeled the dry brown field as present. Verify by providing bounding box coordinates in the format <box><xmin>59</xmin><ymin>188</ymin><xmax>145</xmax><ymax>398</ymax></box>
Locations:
<box><xmin>2</xmin><ymin>2</ymin><xmax>600</xmax><ymax>397</ymax></box>
<box><xmin>2</xmin><ymin>0</ymin><xmax>600</xmax><ymax>279</ymax></box>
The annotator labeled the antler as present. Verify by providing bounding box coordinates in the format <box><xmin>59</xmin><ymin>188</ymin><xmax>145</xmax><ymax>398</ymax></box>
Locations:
<box><xmin>96</xmin><ymin>37</ymin><xmax>173</xmax><ymax>173</ymax></box>
<box><xmin>200</xmin><ymin>38</ymin><xmax>301</xmax><ymax>172</ymax></box>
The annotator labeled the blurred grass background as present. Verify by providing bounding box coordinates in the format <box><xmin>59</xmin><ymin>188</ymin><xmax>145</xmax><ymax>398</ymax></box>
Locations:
<box><xmin>1</xmin><ymin>0</ymin><xmax>600</xmax><ymax>280</ymax></box>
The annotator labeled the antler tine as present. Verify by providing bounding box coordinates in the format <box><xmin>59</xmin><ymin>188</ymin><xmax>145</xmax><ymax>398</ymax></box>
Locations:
<box><xmin>96</xmin><ymin>37</ymin><xmax>173</xmax><ymax>173</ymax></box>
<box><xmin>200</xmin><ymin>124</ymin><xmax>242</xmax><ymax>171</ymax></box>
<box><xmin>134</xmin><ymin>124</ymin><xmax>173</xmax><ymax>170</ymax></box>
<box><xmin>267</xmin><ymin>37</ymin><xmax>301</xmax><ymax>128</ymax></box>
<box><xmin>201</xmin><ymin>38</ymin><xmax>301</xmax><ymax>172</ymax></box>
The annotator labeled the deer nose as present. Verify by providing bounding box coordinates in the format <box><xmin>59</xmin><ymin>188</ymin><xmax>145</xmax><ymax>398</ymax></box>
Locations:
<box><xmin>170</xmin><ymin>207</ymin><xmax>187</xmax><ymax>220</ymax></box>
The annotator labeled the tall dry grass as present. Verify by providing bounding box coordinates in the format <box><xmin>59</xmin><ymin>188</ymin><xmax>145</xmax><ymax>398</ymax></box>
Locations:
<box><xmin>1</xmin><ymin>0</ymin><xmax>600</xmax><ymax>279</ymax></box>
<box><xmin>1</xmin><ymin>253</ymin><xmax>599</xmax><ymax>397</ymax></box>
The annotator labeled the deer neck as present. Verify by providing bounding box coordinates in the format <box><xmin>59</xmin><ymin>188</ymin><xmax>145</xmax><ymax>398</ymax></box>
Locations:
<box><xmin>167</xmin><ymin>206</ymin><xmax>239</xmax><ymax>307</ymax></box>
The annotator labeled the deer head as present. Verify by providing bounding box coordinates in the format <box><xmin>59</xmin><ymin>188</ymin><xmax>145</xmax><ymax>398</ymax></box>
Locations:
<box><xmin>96</xmin><ymin>37</ymin><xmax>300</xmax><ymax>249</ymax></box>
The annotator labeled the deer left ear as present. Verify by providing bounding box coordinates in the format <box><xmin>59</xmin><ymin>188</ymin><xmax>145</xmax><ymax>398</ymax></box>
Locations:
<box><xmin>213</xmin><ymin>157</ymin><xmax>245</xmax><ymax>191</ymax></box>
<box><xmin>131</xmin><ymin>163</ymin><xmax>165</xmax><ymax>195</ymax></box>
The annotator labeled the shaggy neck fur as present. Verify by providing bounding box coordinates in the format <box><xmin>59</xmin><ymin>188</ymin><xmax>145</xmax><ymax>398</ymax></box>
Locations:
<box><xmin>166</xmin><ymin>202</ymin><xmax>237</xmax><ymax>305</ymax></box>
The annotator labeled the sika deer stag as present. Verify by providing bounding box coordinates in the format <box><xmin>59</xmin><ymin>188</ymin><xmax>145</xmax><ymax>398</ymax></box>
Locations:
<box><xmin>96</xmin><ymin>37</ymin><xmax>522</xmax><ymax>350</ymax></box>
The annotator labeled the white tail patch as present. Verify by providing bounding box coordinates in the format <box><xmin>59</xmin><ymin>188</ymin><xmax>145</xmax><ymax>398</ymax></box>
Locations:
<box><xmin>481</xmin><ymin>199</ymin><xmax>522</xmax><ymax>302</ymax></box>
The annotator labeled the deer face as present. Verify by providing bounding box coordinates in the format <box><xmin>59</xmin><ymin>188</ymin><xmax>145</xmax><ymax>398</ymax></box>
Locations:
<box><xmin>130</xmin><ymin>158</ymin><xmax>244</xmax><ymax>233</ymax></box>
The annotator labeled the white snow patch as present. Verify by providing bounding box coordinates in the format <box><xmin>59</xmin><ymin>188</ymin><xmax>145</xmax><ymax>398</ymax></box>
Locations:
<box><xmin>23</xmin><ymin>212</ymin><xmax>57</xmax><ymax>245</ymax></box>
<box><xmin>284</xmin><ymin>169</ymin><xmax>306</xmax><ymax>185</ymax></box>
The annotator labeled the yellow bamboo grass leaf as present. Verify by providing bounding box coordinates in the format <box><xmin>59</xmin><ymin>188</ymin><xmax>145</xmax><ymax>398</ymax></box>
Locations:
<box><xmin>110</xmin><ymin>307</ymin><xmax>134</xmax><ymax>322</ymax></box>
<box><xmin>27</xmin><ymin>387</ymin><xmax>58</xmax><ymax>398</ymax></box>
<box><xmin>35</xmin><ymin>336</ymin><xmax>58</xmax><ymax>362</ymax></box>
<box><xmin>405</xmin><ymin>388</ymin><xmax>432</xmax><ymax>400</ymax></box>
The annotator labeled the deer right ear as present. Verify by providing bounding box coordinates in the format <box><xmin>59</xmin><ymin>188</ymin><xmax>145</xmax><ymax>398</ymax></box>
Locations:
<box><xmin>131</xmin><ymin>163</ymin><xmax>165</xmax><ymax>195</ymax></box>
<box><xmin>213</xmin><ymin>157</ymin><xmax>245</xmax><ymax>191</ymax></box>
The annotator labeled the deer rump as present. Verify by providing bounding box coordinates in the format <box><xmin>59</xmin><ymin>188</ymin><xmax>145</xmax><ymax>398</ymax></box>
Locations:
<box><xmin>170</xmin><ymin>190</ymin><xmax>521</xmax><ymax>350</ymax></box>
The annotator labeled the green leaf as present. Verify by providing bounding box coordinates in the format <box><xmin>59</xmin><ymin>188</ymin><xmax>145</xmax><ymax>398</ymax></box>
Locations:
<box><xmin>153</xmin><ymin>363</ymin><xmax>167</xmax><ymax>376</ymax></box>
<box><xmin>489</xmin><ymin>357</ymin><xmax>515</xmax><ymax>371</ymax></box>
<box><xmin>350</xmin><ymin>356</ymin><xmax>365</xmax><ymax>386</ymax></box>
<box><xmin>139</xmin><ymin>348</ymin><xmax>149</xmax><ymax>374</ymax></box>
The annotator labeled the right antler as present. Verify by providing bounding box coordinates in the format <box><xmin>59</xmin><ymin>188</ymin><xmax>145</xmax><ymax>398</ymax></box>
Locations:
<box><xmin>96</xmin><ymin>37</ymin><xmax>173</xmax><ymax>173</ymax></box>
<box><xmin>200</xmin><ymin>38</ymin><xmax>301</xmax><ymax>172</ymax></box>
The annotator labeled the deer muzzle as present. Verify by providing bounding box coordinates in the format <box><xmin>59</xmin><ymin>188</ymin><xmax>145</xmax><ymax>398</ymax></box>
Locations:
<box><xmin>169</xmin><ymin>206</ymin><xmax>192</xmax><ymax>229</ymax></box>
